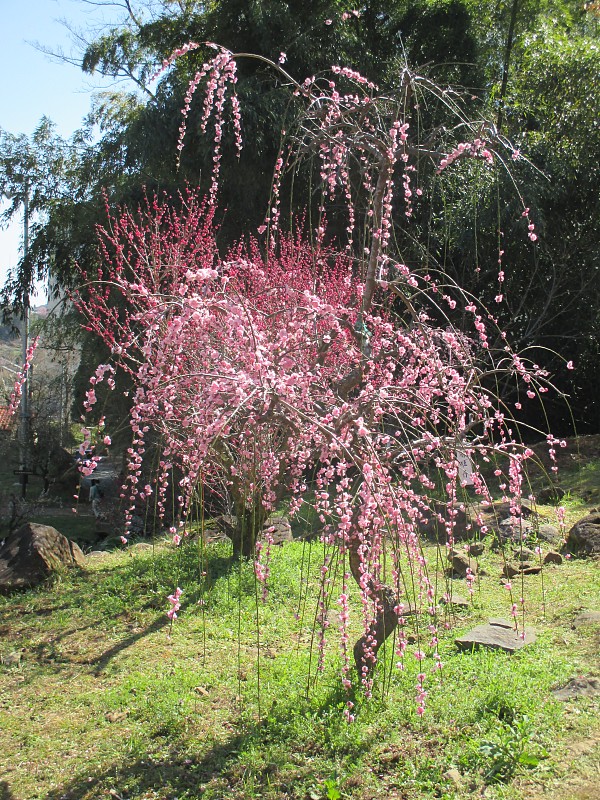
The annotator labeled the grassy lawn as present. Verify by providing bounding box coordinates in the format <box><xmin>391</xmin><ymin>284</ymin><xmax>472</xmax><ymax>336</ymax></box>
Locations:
<box><xmin>1</xmin><ymin>519</ymin><xmax>599</xmax><ymax>800</ymax></box>
<box><xmin>1</xmin><ymin>437</ymin><xmax>599</xmax><ymax>799</ymax></box>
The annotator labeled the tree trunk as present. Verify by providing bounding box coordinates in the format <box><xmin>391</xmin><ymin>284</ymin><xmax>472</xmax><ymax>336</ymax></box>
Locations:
<box><xmin>220</xmin><ymin>507</ymin><xmax>268</xmax><ymax>559</ymax></box>
<box><xmin>348</xmin><ymin>536</ymin><xmax>399</xmax><ymax>678</ymax></box>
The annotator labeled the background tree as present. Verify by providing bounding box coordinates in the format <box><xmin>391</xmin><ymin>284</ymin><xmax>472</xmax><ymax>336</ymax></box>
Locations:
<box><xmin>0</xmin><ymin>118</ymin><xmax>79</xmax><ymax>311</ymax></box>
<box><xmin>428</xmin><ymin>1</ymin><xmax>600</xmax><ymax>430</ymax></box>
<box><xmin>4</xmin><ymin>0</ymin><xmax>599</xmax><ymax>437</ymax></box>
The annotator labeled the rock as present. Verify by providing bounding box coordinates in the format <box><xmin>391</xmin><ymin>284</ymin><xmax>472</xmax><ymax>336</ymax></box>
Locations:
<box><xmin>543</xmin><ymin>550</ymin><xmax>563</xmax><ymax>565</ymax></box>
<box><xmin>263</xmin><ymin>516</ymin><xmax>293</xmax><ymax>545</ymax></box>
<box><xmin>496</xmin><ymin>517</ymin><xmax>534</xmax><ymax>543</ymax></box>
<box><xmin>522</xmin><ymin>564</ymin><xmax>542</xmax><ymax>575</ymax></box>
<box><xmin>512</xmin><ymin>546</ymin><xmax>536</xmax><ymax>561</ymax></box>
<box><xmin>487</xmin><ymin>617</ymin><xmax>513</xmax><ymax>628</ymax></box>
<box><xmin>447</xmin><ymin>551</ymin><xmax>477</xmax><ymax>578</ymax></box>
<box><xmin>536</xmin><ymin>485</ymin><xmax>566</xmax><ymax>504</ymax></box>
<box><xmin>466</xmin><ymin>541</ymin><xmax>485</xmax><ymax>557</ymax></box>
<box><xmin>105</xmin><ymin>710</ymin><xmax>129</xmax><ymax>723</ymax></box>
<box><xmin>491</xmin><ymin>498</ymin><xmax>535</xmax><ymax>520</ymax></box>
<box><xmin>0</xmin><ymin>523</ymin><xmax>85</xmax><ymax>593</ymax></box>
<box><xmin>572</xmin><ymin>611</ymin><xmax>600</xmax><ymax>629</ymax></box>
<box><xmin>419</xmin><ymin>500</ymin><xmax>472</xmax><ymax>542</ymax></box>
<box><xmin>128</xmin><ymin>515</ymin><xmax>146</xmax><ymax>536</ymax></box>
<box><xmin>500</xmin><ymin>516</ymin><xmax>534</xmax><ymax>531</ymax></box>
<box><xmin>442</xmin><ymin>768</ymin><xmax>463</xmax><ymax>788</ymax></box>
<box><xmin>502</xmin><ymin>562</ymin><xmax>542</xmax><ymax>578</ymax></box>
<box><xmin>552</xmin><ymin>677</ymin><xmax>600</xmax><ymax>701</ymax></box>
<box><xmin>440</xmin><ymin>594</ymin><xmax>470</xmax><ymax>610</ymax></box>
<box><xmin>396</xmin><ymin>601</ymin><xmax>419</xmax><ymax>619</ymax></box>
<box><xmin>213</xmin><ymin>514</ymin><xmax>293</xmax><ymax>547</ymax></box>
<box><xmin>565</xmin><ymin>511</ymin><xmax>600</xmax><ymax>557</ymax></box>
<box><xmin>455</xmin><ymin>618</ymin><xmax>536</xmax><ymax>653</ymax></box>
<box><xmin>203</xmin><ymin>527</ymin><xmax>229</xmax><ymax>545</ymax></box>
<box><xmin>216</xmin><ymin>514</ymin><xmax>238</xmax><ymax>535</ymax></box>
<box><xmin>130</xmin><ymin>542</ymin><xmax>153</xmax><ymax>553</ymax></box>
<box><xmin>502</xmin><ymin>563</ymin><xmax>522</xmax><ymax>578</ymax></box>
<box><xmin>537</xmin><ymin>524</ymin><xmax>562</xmax><ymax>545</ymax></box>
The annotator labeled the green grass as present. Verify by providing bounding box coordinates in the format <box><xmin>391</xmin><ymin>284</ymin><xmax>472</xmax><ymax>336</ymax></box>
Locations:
<box><xmin>29</xmin><ymin>512</ymin><xmax>98</xmax><ymax>546</ymax></box>
<box><xmin>1</xmin><ymin>528</ymin><xmax>599</xmax><ymax>800</ymax></box>
<box><xmin>1</xmin><ymin>436</ymin><xmax>600</xmax><ymax>799</ymax></box>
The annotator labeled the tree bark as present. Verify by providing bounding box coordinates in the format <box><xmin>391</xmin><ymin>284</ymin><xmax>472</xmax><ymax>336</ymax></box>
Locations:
<box><xmin>348</xmin><ymin>535</ymin><xmax>399</xmax><ymax>677</ymax></box>
<box><xmin>220</xmin><ymin>506</ymin><xmax>268</xmax><ymax>559</ymax></box>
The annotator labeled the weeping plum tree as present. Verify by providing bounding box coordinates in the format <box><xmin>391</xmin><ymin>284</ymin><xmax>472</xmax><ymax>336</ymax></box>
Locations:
<box><xmin>74</xmin><ymin>45</ymin><xmax>557</xmax><ymax>703</ymax></box>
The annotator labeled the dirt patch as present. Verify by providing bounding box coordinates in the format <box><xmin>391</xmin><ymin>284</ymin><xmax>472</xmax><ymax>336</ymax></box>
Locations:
<box><xmin>518</xmin><ymin>727</ymin><xmax>600</xmax><ymax>800</ymax></box>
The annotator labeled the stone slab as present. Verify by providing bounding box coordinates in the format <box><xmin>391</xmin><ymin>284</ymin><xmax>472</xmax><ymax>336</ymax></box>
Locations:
<box><xmin>455</xmin><ymin>618</ymin><xmax>536</xmax><ymax>653</ymax></box>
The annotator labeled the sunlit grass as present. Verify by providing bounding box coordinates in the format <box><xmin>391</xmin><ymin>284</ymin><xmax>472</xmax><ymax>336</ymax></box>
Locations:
<box><xmin>1</xmin><ymin>520</ymin><xmax>599</xmax><ymax>800</ymax></box>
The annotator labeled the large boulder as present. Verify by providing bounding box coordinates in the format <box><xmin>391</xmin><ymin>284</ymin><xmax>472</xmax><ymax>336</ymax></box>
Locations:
<box><xmin>0</xmin><ymin>523</ymin><xmax>85</xmax><ymax>593</ymax></box>
<box><xmin>419</xmin><ymin>500</ymin><xmax>472</xmax><ymax>542</ymax></box>
<box><xmin>564</xmin><ymin>511</ymin><xmax>600</xmax><ymax>557</ymax></box>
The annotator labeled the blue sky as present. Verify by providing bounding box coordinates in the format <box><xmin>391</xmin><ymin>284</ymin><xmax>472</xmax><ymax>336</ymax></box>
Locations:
<box><xmin>0</xmin><ymin>0</ymin><xmax>128</xmax><ymax>301</ymax></box>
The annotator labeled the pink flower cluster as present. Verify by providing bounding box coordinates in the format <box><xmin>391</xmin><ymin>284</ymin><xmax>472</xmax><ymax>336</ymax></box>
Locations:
<box><xmin>171</xmin><ymin>44</ymin><xmax>242</xmax><ymax>200</ymax></box>
<box><xmin>167</xmin><ymin>587</ymin><xmax>183</xmax><ymax>621</ymax></box>
<box><xmin>7</xmin><ymin>336</ymin><xmax>39</xmax><ymax>417</ymax></box>
<box><xmin>437</xmin><ymin>139</ymin><xmax>494</xmax><ymax>173</ymax></box>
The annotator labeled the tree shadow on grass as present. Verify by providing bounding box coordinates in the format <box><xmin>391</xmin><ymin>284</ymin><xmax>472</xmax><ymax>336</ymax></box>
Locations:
<box><xmin>87</xmin><ymin>612</ymin><xmax>173</xmax><ymax>675</ymax></box>
<box><xmin>0</xmin><ymin>781</ymin><xmax>18</xmax><ymax>800</ymax></box>
<box><xmin>7</xmin><ymin>545</ymin><xmax>244</xmax><ymax>680</ymax></box>
<box><xmin>88</xmin><ymin>552</ymin><xmax>243</xmax><ymax>674</ymax></box>
<box><xmin>20</xmin><ymin>542</ymin><xmax>239</xmax><ymax>674</ymax></box>
<box><xmin>44</xmin><ymin>735</ymin><xmax>248</xmax><ymax>800</ymax></box>
<box><xmin>44</xmin><ymin>688</ymin><xmax>360</xmax><ymax>800</ymax></box>
<box><xmin>20</xmin><ymin>615</ymin><xmax>173</xmax><ymax>675</ymax></box>
<box><xmin>86</xmin><ymin>588</ymin><xmax>209</xmax><ymax>675</ymax></box>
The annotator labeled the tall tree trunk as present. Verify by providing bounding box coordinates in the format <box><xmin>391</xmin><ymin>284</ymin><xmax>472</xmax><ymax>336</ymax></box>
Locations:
<box><xmin>497</xmin><ymin>0</ymin><xmax>521</xmax><ymax>133</ymax></box>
